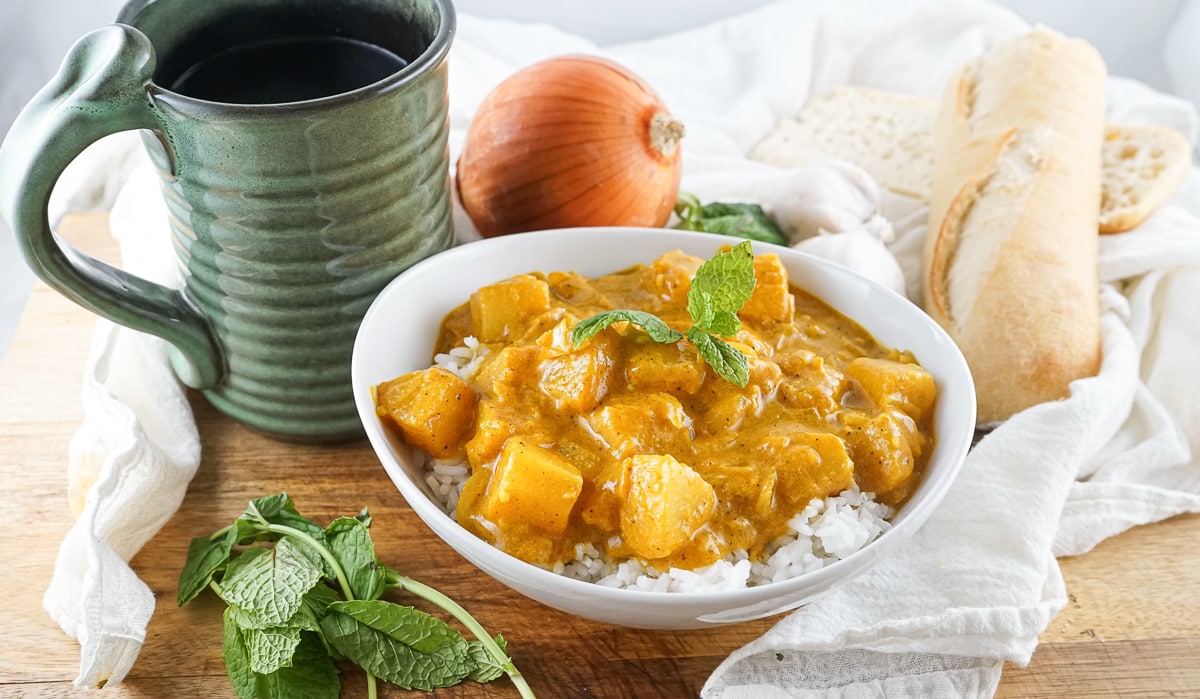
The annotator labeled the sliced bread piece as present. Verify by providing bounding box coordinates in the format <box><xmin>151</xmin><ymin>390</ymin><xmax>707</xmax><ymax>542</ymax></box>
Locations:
<box><xmin>747</xmin><ymin>86</ymin><xmax>935</xmax><ymax>199</ymax></box>
<box><xmin>1099</xmin><ymin>123</ymin><xmax>1192</xmax><ymax>233</ymax></box>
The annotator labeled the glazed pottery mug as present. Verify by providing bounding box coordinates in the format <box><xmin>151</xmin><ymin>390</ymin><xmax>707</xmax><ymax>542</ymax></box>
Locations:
<box><xmin>0</xmin><ymin>0</ymin><xmax>455</xmax><ymax>442</ymax></box>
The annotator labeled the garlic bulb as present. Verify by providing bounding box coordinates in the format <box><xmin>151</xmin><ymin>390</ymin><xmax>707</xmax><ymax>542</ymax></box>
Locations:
<box><xmin>792</xmin><ymin>230</ymin><xmax>907</xmax><ymax>298</ymax></box>
<box><xmin>768</xmin><ymin>160</ymin><xmax>894</xmax><ymax>244</ymax></box>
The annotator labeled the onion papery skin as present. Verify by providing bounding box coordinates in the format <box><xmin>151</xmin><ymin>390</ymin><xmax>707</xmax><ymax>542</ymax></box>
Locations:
<box><xmin>457</xmin><ymin>54</ymin><xmax>684</xmax><ymax>238</ymax></box>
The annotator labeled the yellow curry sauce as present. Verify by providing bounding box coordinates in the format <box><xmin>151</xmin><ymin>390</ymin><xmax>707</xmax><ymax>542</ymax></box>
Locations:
<box><xmin>376</xmin><ymin>250</ymin><xmax>937</xmax><ymax>571</ymax></box>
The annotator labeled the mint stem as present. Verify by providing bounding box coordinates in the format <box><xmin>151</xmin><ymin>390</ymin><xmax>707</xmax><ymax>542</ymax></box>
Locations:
<box><xmin>260</xmin><ymin>521</ymin><xmax>379</xmax><ymax>699</ymax></box>
<box><xmin>674</xmin><ymin>191</ymin><xmax>703</xmax><ymax>228</ymax></box>
<box><xmin>389</xmin><ymin>572</ymin><xmax>537</xmax><ymax>699</ymax></box>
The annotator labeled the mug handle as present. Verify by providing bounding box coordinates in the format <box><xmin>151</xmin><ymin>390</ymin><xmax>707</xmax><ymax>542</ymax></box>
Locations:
<box><xmin>0</xmin><ymin>25</ymin><xmax>223</xmax><ymax>389</ymax></box>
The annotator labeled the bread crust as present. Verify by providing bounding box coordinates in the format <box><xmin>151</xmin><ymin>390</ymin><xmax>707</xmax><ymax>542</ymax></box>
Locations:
<box><xmin>922</xmin><ymin>27</ymin><xmax>1106</xmax><ymax>423</ymax></box>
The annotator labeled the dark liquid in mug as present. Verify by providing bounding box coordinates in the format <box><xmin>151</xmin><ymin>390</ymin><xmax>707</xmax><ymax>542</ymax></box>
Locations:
<box><xmin>169</xmin><ymin>36</ymin><xmax>408</xmax><ymax>104</ymax></box>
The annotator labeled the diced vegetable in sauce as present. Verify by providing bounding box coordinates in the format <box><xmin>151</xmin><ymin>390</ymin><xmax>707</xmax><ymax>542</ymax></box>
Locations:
<box><xmin>376</xmin><ymin>368</ymin><xmax>477</xmax><ymax>459</ymax></box>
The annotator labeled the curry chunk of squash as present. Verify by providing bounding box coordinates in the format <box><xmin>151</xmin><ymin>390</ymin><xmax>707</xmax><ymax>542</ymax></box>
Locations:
<box><xmin>376</xmin><ymin>368</ymin><xmax>477</xmax><ymax>459</ymax></box>
<box><xmin>642</xmin><ymin>250</ymin><xmax>703</xmax><ymax>307</ymax></box>
<box><xmin>465</xmin><ymin>398</ymin><xmax>560</xmax><ymax>469</ymax></box>
<box><xmin>739</xmin><ymin>254</ymin><xmax>794</xmax><ymax>325</ymax></box>
<box><xmin>538</xmin><ymin>331</ymin><xmax>618</xmax><ymax>413</ymax></box>
<box><xmin>844</xmin><ymin>357</ymin><xmax>936</xmax><ymax>421</ymax></box>
<box><xmin>701</xmin><ymin>391</ymin><xmax>762</xmax><ymax>434</ymax></box>
<box><xmin>547</xmin><ymin>270</ymin><xmax>608</xmax><ymax>306</ymax></box>
<box><xmin>767</xmin><ymin>432</ymin><xmax>854</xmax><ymax>508</ymax></box>
<box><xmin>619</xmin><ymin>454</ymin><xmax>717</xmax><ymax>560</ymax></box>
<box><xmin>466</xmin><ymin>401</ymin><xmax>521</xmax><ymax>468</ymax></box>
<box><xmin>624</xmin><ymin>339</ymin><xmax>705</xmax><ymax>397</ymax></box>
<box><xmin>481</xmin><ymin>438</ymin><xmax>583</xmax><ymax>535</ymax></box>
<box><xmin>469</xmin><ymin>274</ymin><xmax>551</xmax><ymax>342</ymax></box>
<box><xmin>692</xmin><ymin>456</ymin><xmax>773</xmax><ymax>507</ymax></box>
<box><xmin>580</xmin><ymin>458</ymin><xmax>637</xmax><ymax>531</ymax></box>
<box><xmin>842</xmin><ymin>409</ymin><xmax>925</xmax><ymax>497</ymax></box>
<box><xmin>777</xmin><ymin>350</ymin><xmax>845</xmax><ymax>419</ymax></box>
<box><xmin>587</xmin><ymin>393</ymin><xmax>694</xmax><ymax>460</ymax></box>
<box><xmin>473</xmin><ymin>346</ymin><xmax>539</xmax><ymax>402</ymax></box>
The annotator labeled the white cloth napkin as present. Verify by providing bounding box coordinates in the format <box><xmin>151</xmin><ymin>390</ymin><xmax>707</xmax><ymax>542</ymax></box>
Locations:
<box><xmin>42</xmin><ymin>1</ymin><xmax>1200</xmax><ymax>694</ymax></box>
<box><xmin>43</xmin><ymin>134</ymin><xmax>201</xmax><ymax>689</ymax></box>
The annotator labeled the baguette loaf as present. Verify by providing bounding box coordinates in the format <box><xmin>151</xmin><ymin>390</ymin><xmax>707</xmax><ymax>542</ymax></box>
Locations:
<box><xmin>922</xmin><ymin>27</ymin><xmax>1105</xmax><ymax>424</ymax></box>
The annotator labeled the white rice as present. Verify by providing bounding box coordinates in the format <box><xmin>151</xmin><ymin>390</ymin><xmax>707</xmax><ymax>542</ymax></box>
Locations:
<box><xmin>434</xmin><ymin>335</ymin><xmax>489</xmax><ymax>380</ymax></box>
<box><xmin>422</xmin><ymin>339</ymin><xmax>894</xmax><ymax>592</ymax></box>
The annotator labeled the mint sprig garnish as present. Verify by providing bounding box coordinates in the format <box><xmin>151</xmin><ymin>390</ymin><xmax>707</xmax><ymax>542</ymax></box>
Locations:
<box><xmin>571</xmin><ymin>241</ymin><xmax>756</xmax><ymax>387</ymax></box>
<box><xmin>180</xmin><ymin>493</ymin><xmax>536</xmax><ymax>699</ymax></box>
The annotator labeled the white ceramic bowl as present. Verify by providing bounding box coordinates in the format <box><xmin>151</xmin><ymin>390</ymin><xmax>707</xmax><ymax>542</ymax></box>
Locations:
<box><xmin>352</xmin><ymin>227</ymin><xmax>975</xmax><ymax>629</ymax></box>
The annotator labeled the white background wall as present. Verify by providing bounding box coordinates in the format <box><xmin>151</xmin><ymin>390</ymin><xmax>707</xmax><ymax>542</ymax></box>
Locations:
<box><xmin>2</xmin><ymin>0</ymin><xmax>1197</xmax><ymax>365</ymax></box>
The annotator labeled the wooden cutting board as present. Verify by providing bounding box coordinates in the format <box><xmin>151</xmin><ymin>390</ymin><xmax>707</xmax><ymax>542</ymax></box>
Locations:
<box><xmin>1</xmin><ymin>213</ymin><xmax>1197</xmax><ymax>698</ymax></box>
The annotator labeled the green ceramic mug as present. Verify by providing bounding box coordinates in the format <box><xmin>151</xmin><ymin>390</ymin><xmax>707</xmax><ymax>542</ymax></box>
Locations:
<box><xmin>0</xmin><ymin>0</ymin><xmax>456</xmax><ymax>442</ymax></box>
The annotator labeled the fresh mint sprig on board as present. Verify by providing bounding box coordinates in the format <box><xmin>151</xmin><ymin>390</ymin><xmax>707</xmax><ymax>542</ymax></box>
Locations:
<box><xmin>571</xmin><ymin>240</ymin><xmax>756</xmax><ymax>387</ymax></box>
<box><xmin>178</xmin><ymin>493</ymin><xmax>536</xmax><ymax>699</ymax></box>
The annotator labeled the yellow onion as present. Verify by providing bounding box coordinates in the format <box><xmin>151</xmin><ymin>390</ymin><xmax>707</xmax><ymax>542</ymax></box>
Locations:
<box><xmin>457</xmin><ymin>54</ymin><xmax>685</xmax><ymax>238</ymax></box>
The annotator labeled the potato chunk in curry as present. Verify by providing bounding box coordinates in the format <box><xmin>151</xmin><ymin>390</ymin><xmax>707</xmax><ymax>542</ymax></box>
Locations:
<box><xmin>619</xmin><ymin>454</ymin><xmax>717</xmax><ymax>560</ymax></box>
<box><xmin>380</xmin><ymin>249</ymin><xmax>938</xmax><ymax>571</ymax></box>
<box><xmin>376</xmin><ymin>368</ymin><xmax>477</xmax><ymax>459</ymax></box>
<box><xmin>481</xmin><ymin>437</ymin><xmax>582</xmax><ymax>535</ymax></box>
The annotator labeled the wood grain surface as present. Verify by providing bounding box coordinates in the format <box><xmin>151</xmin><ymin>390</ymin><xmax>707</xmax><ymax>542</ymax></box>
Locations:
<box><xmin>1</xmin><ymin>213</ymin><xmax>1197</xmax><ymax>698</ymax></box>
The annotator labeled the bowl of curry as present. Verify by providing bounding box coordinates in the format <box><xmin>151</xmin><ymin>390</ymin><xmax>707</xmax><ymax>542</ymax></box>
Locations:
<box><xmin>352</xmin><ymin>227</ymin><xmax>975</xmax><ymax>629</ymax></box>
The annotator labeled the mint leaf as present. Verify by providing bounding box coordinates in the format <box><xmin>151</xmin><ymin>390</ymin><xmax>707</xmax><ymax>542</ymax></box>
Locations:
<box><xmin>688</xmin><ymin>240</ymin><xmax>756</xmax><ymax>336</ymax></box>
<box><xmin>466</xmin><ymin>634</ymin><xmax>509</xmax><ymax>683</ymax></box>
<box><xmin>321</xmin><ymin>600</ymin><xmax>473</xmax><ymax>690</ymax></box>
<box><xmin>705</xmin><ymin>309</ymin><xmax>742</xmax><ymax>338</ymax></box>
<box><xmin>687</xmin><ymin>290</ymin><xmax>715</xmax><ymax>331</ymax></box>
<box><xmin>298</xmin><ymin>584</ymin><xmax>341</xmax><ymax>628</ymax></box>
<box><xmin>178</xmin><ymin>528</ymin><xmax>237</xmax><ymax>606</ymax></box>
<box><xmin>229</xmin><ymin>584</ymin><xmax>343</xmax><ymax>657</ymax></box>
<box><xmin>223</xmin><ymin>608</ymin><xmax>340</xmax><ymax>699</ymax></box>
<box><xmin>571</xmin><ymin>310</ymin><xmax>684</xmax><ymax>348</ymax></box>
<box><xmin>240</xmin><ymin>494</ymin><xmax>328</xmax><ymax>545</ymax></box>
<box><xmin>243</xmin><ymin>493</ymin><xmax>295</xmax><ymax>521</ymax></box>
<box><xmin>688</xmin><ymin>328</ymin><xmax>750</xmax><ymax>387</ymax></box>
<box><xmin>227</xmin><ymin>604</ymin><xmax>274</xmax><ymax>631</ymax></box>
<box><xmin>220</xmin><ymin>539</ymin><xmax>323</xmax><ymax>627</ymax></box>
<box><xmin>235</xmin><ymin>494</ymin><xmax>336</xmax><ymax>581</ymax></box>
<box><xmin>325</xmin><ymin>517</ymin><xmax>386</xmax><ymax>602</ymax></box>
<box><xmin>228</xmin><ymin>581</ymin><xmax>335</xmax><ymax>633</ymax></box>
<box><xmin>675</xmin><ymin>198</ymin><xmax>788</xmax><ymax>246</ymax></box>
<box><xmin>298</xmin><ymin>584</ymin><xmax>343</xmax><ymax>658</ymax></box>
<box><xmin>244</xmin><ymin>626</ymin><xmax>302</xmax><ymax>675</ymax></box>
